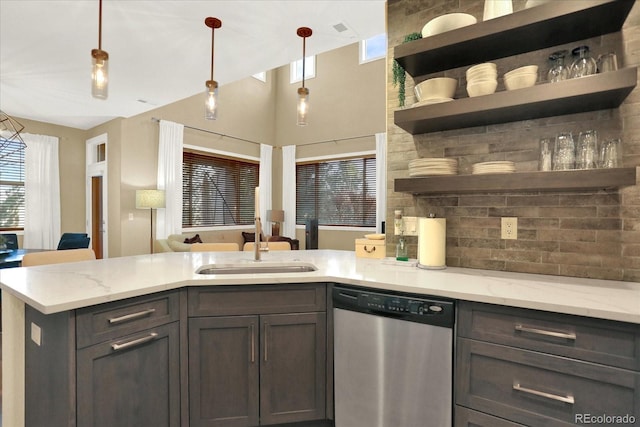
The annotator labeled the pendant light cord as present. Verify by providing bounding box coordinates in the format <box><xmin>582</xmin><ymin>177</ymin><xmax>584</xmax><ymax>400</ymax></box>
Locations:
<box><xmin>98</xmin><ymin>0</ymin><xmax>103</xmax><ymax>50</ymax></box>
<box><xmin>210</xmin><ymin>25</ymin><xmax>215</xmax><ymax>81</ymax></box>
<box><xmin>301</xmin><ymin>35</ymin><xmax>306</xmax><ymax>88</ymax></box>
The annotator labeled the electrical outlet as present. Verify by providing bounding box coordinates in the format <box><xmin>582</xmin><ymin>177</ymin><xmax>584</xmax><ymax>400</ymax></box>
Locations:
<box><xmin>501</xmin><ymin>217</ymin><xmax>518</xmax><ymax>240</ymax></box>
<box><xmin>31</xmin><ymin>322</ymin><xmax>42</xmax><ymax>346</ymax></box>
<box><xmin>403</xmin><ymin>217</ymin><xmax>419</xmax><ymax>236</ymax></box>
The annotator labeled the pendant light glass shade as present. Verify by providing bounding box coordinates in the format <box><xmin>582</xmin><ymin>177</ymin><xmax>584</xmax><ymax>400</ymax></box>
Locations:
<box><xmin>204</xmin><ymin>17</ymin><xmax>222</xmax><ymax>120</ymax></box>
<box><xmin>205</xmin><ymin>80</ymin><xmax>219</xmax><ymax>120</ymax></box>
<box><xmin>297</xmin><ymin>87</ymin><xmax>309</xmax><ymax>126</ymax></box>
<box><xmin>91</xmin><ymin>49</ymin><xmax>109</xmax><ymax>99</ymax></box>
<box><xmin>296</xmin><ymin>27</ymin><xmax>312</xmax><ymax>126</ymax></box>
<box><xmin>91</xmin><ymin>0</ymin><xmax>108</xmax><ymax>99</ymax></box>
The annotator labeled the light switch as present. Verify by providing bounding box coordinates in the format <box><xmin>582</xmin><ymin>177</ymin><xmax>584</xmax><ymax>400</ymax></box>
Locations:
<box><xmin>31</xmin><ymin>322</ymin><xmax>42</xmax><ymax>346</ymax></box>
<box><xmin>128</xmin><ymin>212</ymin><xmax>134</xmax><ymax>221</ymax></box>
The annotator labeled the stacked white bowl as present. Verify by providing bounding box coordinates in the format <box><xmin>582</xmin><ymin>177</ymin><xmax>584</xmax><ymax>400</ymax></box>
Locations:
<box><xmin>466</xmin><ymin>63</ymin><xmax>498</xmax><ymax>97</ymax></box>
<box><xmin>504</xmin><ymin>65</ymin><xmax>538</xmax><ymax>90</ymax></box>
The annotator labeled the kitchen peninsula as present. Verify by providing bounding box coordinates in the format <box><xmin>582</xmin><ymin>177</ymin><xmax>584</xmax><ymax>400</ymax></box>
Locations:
<box><xmin>1</xmin><ymin>250</ymin><xmax>639</xmax><ymax>427</ymax></box>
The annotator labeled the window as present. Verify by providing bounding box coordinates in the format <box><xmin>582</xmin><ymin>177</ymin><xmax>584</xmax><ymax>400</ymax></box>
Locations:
<box><xmin>252</xmin><ymin>71</ymin><xmax>266</xmax><ymax>82</ymax></box>
<box><xmin>0</xmin><ymin>138</ymin><xmax>25</xmax><ymax>230</ymax></box>
<box><xmin>296</xmin><ymin>156</ymin><xmax>376</xmax><ymax>227</ymax></box>
<box><xmin>182</xmin><ymin>151</ymin><xmax>259</xmax><ymax>227</ymax></box>
<box><xmin>290</xmin><ymin>56</ymin><xmax>316</xmax><ymax>84</ymax></box>
<box><xmin>360</xmin><ymin>33</ymin><xmax>386</xmax><ymax>63</ymax></box>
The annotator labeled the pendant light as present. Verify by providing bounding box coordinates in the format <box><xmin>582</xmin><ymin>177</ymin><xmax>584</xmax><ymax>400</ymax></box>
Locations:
<box><xmin>91</xmin><ymin>0</ymin><xmax>109</xmax><ymax>99</ymax></box>
<box><xmin>296</xmin><ymin>27</ymin><xmax>312</xmax><ymax>126</ymax></box>
<box><xmin>204</xmin><ymin>17</ymin><xmax>222</xmax><ymax>120</ymax></box>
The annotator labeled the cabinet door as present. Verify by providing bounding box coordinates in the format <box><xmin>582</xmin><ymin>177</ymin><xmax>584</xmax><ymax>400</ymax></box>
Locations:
<box><xmin>77</xmin><ymin>321</ymin><xmax>180</xmax><ymax>427</ymax></box>
<box><xmin>189</xmin><ymin>316</ymin><xmax>259</xmax><ymax>427</ymax></box>
<box><xmin>260</xmin><ymin>312</ymin><xmax>326</xmax><ymax>425</ymax></box>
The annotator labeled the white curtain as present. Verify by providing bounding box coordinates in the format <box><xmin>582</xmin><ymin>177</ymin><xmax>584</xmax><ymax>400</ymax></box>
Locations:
<box><xmin>156</xmin><ymin>120</ymin><xmax>184</xmax><ymax>239</ymax></box>
<box><xmin>23</xmin><ymin>133</ymin><xmax>61</xmax><ymax>249</ymax></box>
<box><xmin>282</xmin><ymin>145</ymin><xmax>296</xmax><ymax>238</ymax></box>
<box><xmin>375</xmin><ymin>132</ymin><xmax>387</xmax><ymax>234</ymax></box>
<box><xmin>259</xmin><ymin>144</ymin><xmax>272</xmax><ymax>228</ymax></box>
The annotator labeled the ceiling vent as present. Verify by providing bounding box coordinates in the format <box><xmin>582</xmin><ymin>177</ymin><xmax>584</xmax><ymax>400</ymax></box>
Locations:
<box><xmin>333</xmin><ymin>22</ymin><xmax>349</xmax><ymax>33</ymax></box>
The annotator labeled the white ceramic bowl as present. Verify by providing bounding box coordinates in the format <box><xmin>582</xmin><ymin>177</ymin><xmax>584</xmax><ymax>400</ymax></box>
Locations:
<box><xmin>414</xmin><ymin>77</ymin><xmax>457</xmax><ymax>101</ymax></box>
<box><xmin>466</xmin><ymin>70</ymin><xmax>498</xmax><ymax>82</ymax></box>
<box><xmin>504</xmin><ymin>73</ymin><xmax>537</xmax><ymax>90</ymax></box>
<box><xmin>466</xmin><ymin>62</ymin><xmax>497</xmax><ymax>76</ymax></box>
<box><xmin>467</xmin><ymin>79</ymin><xmax>498</xmax><ymax>97</ymax></box>
<box><xmin>504</xmin><ymin>65</ymin><xmax>538</xmax><ymax>78</ymax></box>
<box><xmin>422</xmin><ymin>13</ymin><xmax>477</xmax><ymax>37</ymax></box>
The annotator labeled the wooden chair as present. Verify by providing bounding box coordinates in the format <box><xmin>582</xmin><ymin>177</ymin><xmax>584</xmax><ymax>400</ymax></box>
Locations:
<box><xmin>190</xmin><ymin>242</ymin><xmax>239</xmax><ymax>252</ymax></box>
<box><xmin>242</xmin><ymin>241</ymin><xmax>291</xmax><ymax>251</ymax></box>
<box><xmin>22</xmin><ymin>248</ymin><xmax>96</xmax><ymax>267</ymax></box>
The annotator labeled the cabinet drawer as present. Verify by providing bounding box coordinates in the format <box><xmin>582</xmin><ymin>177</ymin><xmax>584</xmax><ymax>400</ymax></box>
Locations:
<box><xmin>188</xmin><ymin>284</ymin><xmax>326</xmax><ymax>316</ymax></box>
<box><xmin>76</xmin><ymin>291</ymin><xmax>181</xmax><ymax>348</ymax></box>
<box><xmin>458</xmin><ymin>301</ymin><xmax>640</xmax><ymax>370</ymax></box>
<box><xmin>456</xmin><ymin>338</ymin><xmax>640</xmax><ymax>427</ymax></box>
<box><xmin>455</xmin><ymin>406</ymin><xmax>524</xmax><ymax>427</ymax></box>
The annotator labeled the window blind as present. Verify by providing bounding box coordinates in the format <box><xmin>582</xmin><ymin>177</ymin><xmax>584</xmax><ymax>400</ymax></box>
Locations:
<box><xmin>296</xmin><ymin>157</ymin><xmax>376</xmax><ymax>227</ymax></box>
<box><xmin>0</xmin><ymin>138</ymin><xmax>25</xmax><ymax>230</ymax></box>
<box><xmin>182</xmin><ymin>151</ymin><xmax>259</xmax><ymax>227</ymax></box>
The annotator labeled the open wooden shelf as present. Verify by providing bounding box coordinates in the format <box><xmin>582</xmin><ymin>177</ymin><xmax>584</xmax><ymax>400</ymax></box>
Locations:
<box><xmin>394</xmin><ymin>168</ymin><xmax>637</xmax><ymax>195</ymax></box>
<box><xmin>394</xmin><ymin>0</ymin><xmax>635</xmax><ymax>78</ymax></box>
<box><xmin>394</xmin><ymin>67</ymin><xmax>637</xmax><ymax>135</ymax></box>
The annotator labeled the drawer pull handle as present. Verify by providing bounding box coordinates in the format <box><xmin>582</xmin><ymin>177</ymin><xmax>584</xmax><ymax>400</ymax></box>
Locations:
<box><xmin>264</xmin><ymin>322</ymin><xmax>269</xmax><ymax>362</ymax></box>
<box><xmin>513</xmin><ymin>383</ymin><xmax>575</xmax><ymax>404</ymax></box>
<box><xmin>514</xmin><ymin>324</ymin><xmax>576</xmax><ymax>341</ymax></box>
<box><xmin>108</xmin><ymin>308</ymin><xmax>156</xmax><ymax>324</ymax></box>
<box><xmin>364</xmin><ymin>246</ymin><xmax>376</xmax><ymax>253</ymax></box>
<box><xmin>111</xmin><ymin>332</ymin><xmax>158</xmax><ymax>351</ymax></box>
<box><xmin>250</xmin><ymin>323</ymin><xmax>256</xmax><ymax>363</ymax></box>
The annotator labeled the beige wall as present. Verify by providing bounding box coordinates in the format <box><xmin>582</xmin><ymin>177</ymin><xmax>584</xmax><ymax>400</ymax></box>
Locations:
<box><xmin>387</xmin><ymin>1</ymin><xmax>640</xmax><ymax>281</ymax></box>
<box><xmin>274</xmin><ymin>42</ymin><xmax>386</xmax><ymax>147</ymax></box>
<box><xmin>14</xmin><ymin>41</ymin><xmax>386</xmax><ymax>256</ymax></box>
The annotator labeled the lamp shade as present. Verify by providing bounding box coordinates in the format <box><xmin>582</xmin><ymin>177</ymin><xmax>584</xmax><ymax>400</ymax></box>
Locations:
<box><xmin>267</xmin><ymin>209</ymin><xmax>285</xmax><ymax>222</ymax></box>
<box><xmin>136</xmin><ymin>189</ymin><xmax>165</xmax><ymax>209</ymax></box>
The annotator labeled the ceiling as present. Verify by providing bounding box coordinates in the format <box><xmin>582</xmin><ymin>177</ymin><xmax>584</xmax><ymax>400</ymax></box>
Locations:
<box><xmin>0</xmin><ymin>0</ymin><xmax>385</xmax><ymax>130</ymax></box>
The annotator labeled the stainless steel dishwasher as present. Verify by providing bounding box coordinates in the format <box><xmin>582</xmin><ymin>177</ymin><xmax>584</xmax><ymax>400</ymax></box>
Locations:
<box><xmin>333</xmin><ymin>285</ymin><xmax>455</xmax><ymax>427</ymax></box>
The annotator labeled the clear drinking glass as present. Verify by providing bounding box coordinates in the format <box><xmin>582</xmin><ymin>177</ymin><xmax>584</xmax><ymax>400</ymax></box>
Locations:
<box><xmin>576</xmin><ymin>130</ymin><xmax>598</xmax><ymax>169</ymax></box>
<box><xmin>539</xmin><ymin>138</ymin><xmax>553</xmax><ymax>171</ymax></box>
<box><xmin>570</xmin><ymin>46</ymin><xmax>597</xmax><ymax>78</ymax></box>
<box><xmin>600</xmin><ymin>139</ymin><xmax>621</xmax><ymax>168</ymax></box>
<box><xmin>553</xmin><ymin>132</ymin><xmax>575</xmax><ymax>170</ymax></box>
<box><xmin>597</xmin><ymin>52</ymin><xmax>618</xmax><ymax>73</ymax></box>
<box><xmin>547</xmin><ymin>50</ymin><xmax>569</xmax><ymax>83</ymax></box>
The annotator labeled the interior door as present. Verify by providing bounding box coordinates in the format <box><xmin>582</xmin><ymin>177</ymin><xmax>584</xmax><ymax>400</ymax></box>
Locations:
<box><xmin>91</xmin><ymin>176</ymin><xmax>104</xmax><ymax>259</ymax></box>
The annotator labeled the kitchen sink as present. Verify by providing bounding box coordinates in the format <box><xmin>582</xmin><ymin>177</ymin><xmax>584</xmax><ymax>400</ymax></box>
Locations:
<box><xmin>196</xmin><ymin>262</ymin><xmax>318</xmax><ymax>275</ymax></box>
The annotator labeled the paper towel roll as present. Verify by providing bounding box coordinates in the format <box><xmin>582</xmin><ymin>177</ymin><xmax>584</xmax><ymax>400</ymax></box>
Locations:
<box><xmin>418</xmin><ymin>217</ymin><xmax>446</xmax><ymax>269</ymax></box>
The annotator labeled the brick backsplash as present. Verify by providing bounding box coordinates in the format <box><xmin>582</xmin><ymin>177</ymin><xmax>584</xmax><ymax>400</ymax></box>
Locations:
<box><xmin>387</xmin><ymin>0</ymin><xmax>640</xmax><ymax>281</ymax></box>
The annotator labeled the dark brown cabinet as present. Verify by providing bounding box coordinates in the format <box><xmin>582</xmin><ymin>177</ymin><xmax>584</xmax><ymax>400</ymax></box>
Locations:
<box><xmin>24</xmin><ymin>290</ymin><xmax>183</xmax><ymax>427</ymax></box>
<box><xmin>77</xmin><ymin>322</ymin><xmax>181</xmax><ymax>427</ymax></box>
<box><xmin>456</xmin><ymin>301</ymin><xmax>640</xmax><ymax>426</ymax></box>
<box><xmin>188</xmin><ymin>284</ymin><xmax>327</xmax><ymax>427</ymax></box>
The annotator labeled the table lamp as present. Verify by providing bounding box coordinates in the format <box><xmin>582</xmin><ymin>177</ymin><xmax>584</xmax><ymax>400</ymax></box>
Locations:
<box><xmin>136</xmin><ymin>189</ymin><xmax>165</xmax><ymax>253</ymax></box>
<box><xmin>267</xmin><ymin>209</ymin><xmax>285</xmax><ymax>236</ymax></box>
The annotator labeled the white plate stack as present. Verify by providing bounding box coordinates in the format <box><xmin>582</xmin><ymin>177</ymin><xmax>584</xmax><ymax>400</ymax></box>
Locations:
<box><xmin>471</xmin><ymin>161</ymin><xmax>515</xmax><ymax>174</ymax></box>
<box><xmin>409</xmin><ymin>158</ymin><xmax>458</xmax><ymax>176</ymax></box>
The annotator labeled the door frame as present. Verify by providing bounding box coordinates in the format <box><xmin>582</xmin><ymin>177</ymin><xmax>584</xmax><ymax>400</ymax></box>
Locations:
<box><xmin>86</xmin><ymin>134</ymin><xmax>108</xmax><ymax>258</ymax></box>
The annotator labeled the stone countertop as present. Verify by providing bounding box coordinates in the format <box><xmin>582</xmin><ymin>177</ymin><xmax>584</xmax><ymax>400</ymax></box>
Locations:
<box><xmin>1</xmin><ymin>250</ymin><xmax>639</xmax><ymax>323</ymax></box>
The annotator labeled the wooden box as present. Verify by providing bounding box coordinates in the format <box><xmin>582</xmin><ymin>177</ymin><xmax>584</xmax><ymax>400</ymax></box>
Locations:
<box><xmin>355</xmin><ymin>238</ymin><xmax>386</xmax><ymax>259</ymax></box>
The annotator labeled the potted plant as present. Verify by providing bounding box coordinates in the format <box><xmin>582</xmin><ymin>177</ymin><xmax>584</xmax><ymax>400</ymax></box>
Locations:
<box><xmin>392</xmin><ymin>32</ymin><xmax>422</xmax><ymax>107</ymax></box>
